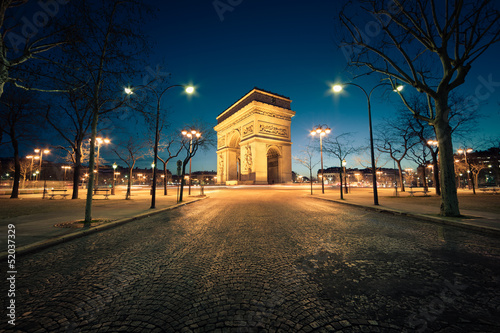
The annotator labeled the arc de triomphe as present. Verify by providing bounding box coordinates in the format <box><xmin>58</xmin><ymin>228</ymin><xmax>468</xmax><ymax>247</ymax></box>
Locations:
<box><xmin>214</xmin><ymin>88</ymin><xmax>296</xmax><ymax>185</ymax></box>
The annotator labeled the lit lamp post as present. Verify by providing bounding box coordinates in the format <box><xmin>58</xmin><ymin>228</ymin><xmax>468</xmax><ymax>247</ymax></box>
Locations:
<box><xmin>342</xmin><ymin>159</ymin><xmax>348</xmax><ymax>194</ymax></box>
<box><xmin>62</xmin><ymin>166</ymin><xmax>71</xmax><ymax>182</ymax></box>
<box><xmin>151</xmin><ymin>162</ymin><xmax>155</xmax><ymax>194</ymax></box>
<box><xmin>112</xmin><ymin>163</ymin><xmax>117</xmax><ymax>195</ymax></box>
<box><xmin>457</xmin><ymin>148</ymin><xmax>475</xmax><ymax>194</ymax></box>
<box><xmin>311</xmin><ymin>125</ymin><xmax>331</xmax><ymax>194</ymax></box>
<box><xmin>182</xmin><ymin>129</ymin><xmax>201</xmax><ymax>196</ymax></box>
<box><xmin>125</xmin><ymin>84</ymin><xmax>194</xmax><ymax>209</ymax></box>
<box><xmin>26</xmin><ymin>155</ymin><xmax>35</xmax><ymax>181</ymax></box>
<box><xmin>332</xmin><ymin>83</ymin><xmax>402</xmax><ymax>205</ymax></box>
<box><xmin>93</xmin><ymin>137</ymin><xmax>110</xmax><ymax>191</ymax></box>
<box><xmin>34</xmin><ymin>149</ymin><xmax>50</xmax><ymax>181</ymax></box>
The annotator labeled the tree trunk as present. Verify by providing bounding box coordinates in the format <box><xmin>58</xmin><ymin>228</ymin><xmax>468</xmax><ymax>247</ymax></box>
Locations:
<box><xmin>179</xmin><ymin>160</ymin><xmax>188</xmax><ymax>202</ymax></box>
<box><xmin>339</xmin><ymin>163</ymin><xmax>344</xmax><ymax>200</ymax></box>
<box><xmin>84</xmin><ymin>111</ymin><xmax>99</xmax><ymax>225</ymax></box>
<box><xmin>431</xmin><ymin>150</ymin><xmax>441</xmax><ymax>196</ymax></box>
<box><xmin>396</xmin><ymin>160</ymin><xmax>404</xmax><ymax>192</ymax></box>
<box><xmin>10</xmin><ymin>130</ymin><xmax>20</xmax><ymax>199</ymax></box>
<box><xmin>468</xmin><ymin>163</ymin><xmax>476</xmax><ymax>194</ymax></box>
<box><xmin>163</xmin><ymin>162</ymin><xmax>168</xmax><ymax>195</ymax></box>
<box><xmin>126</xmin><ymin>169</ymin><xmax>132</xmax><ymax>199</ymax></box>
<box><xmin>434</xmin><ymin>106</ymin><xmax>460</xmax><ymax>216</ymax></box>
<box><xmin>422</xmin><ymin>164</ymin><xmax>428</xmax><ymax>192</ymax></box>
<box><xmin>72</xmin><ymin>148</ymin><xmax>82</xmax><ymax>199</ymax></box>
<box><xmin>309</xmin><ymin>168</ymin><xmax>313</xmax><ymax>195</ymax></box>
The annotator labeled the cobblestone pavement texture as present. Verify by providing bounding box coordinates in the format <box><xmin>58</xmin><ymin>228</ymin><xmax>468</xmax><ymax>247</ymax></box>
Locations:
<box><xmin>3</xmin><ymin>189</ymin><xmax>500</xmax><ymax>332</ymax></box>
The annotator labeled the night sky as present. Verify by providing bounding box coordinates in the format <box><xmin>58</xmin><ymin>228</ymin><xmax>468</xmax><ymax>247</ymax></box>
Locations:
<box><xmin>139</xmin><ymin>0</ymin><xmax>500</xmax><ymax>176</ymax></box>
<box><xmin>6</xmin><ymin>1</ymin><xmax>500</xmax><ymax>176</ymax></box>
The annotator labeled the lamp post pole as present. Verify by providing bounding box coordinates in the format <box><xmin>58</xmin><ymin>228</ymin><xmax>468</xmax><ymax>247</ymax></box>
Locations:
<box><xmin>26</xmin><ymin>156</ymin><xmax>34</xmax><ymax>181</ymax></box>
<box><xmin>333</xmin><ymin>83</ymin><xmax>402</xmax><ymax>205</ymax></box>
<box><xmin>189</xmin><ymin>137</ymin><xmax>193</xmax><ymax>195</ymax></box>
<box><xmin>125</xmin><ymin>85</ymin><xmax>194</xmax><ymax>209</ymax></box>
<box><xmin>458</xmin><ymin>148</ymin><xmax>475</xmax><ymax>194</ymax></box>
<box><xmin>95</xmin><ymin>140</ymin><xmax>100</xmax><ymax>191</ymax></box>
<box><xmin>181</xmin><ymin>129</ymin><xmax>201</xmax><ymax>196</ymax></box>
<box><xmin>320</xmin><ymin>134</ymin><xmax>324</xmax><ymax>194</ymax></box>
<box><xmin>181</xmin><ymin>129</ymin><xmax>201</xmax><ymax>200</ymax></box>
<box><xmin>311</xmin><ymin>125</ymin><xmax>331</xmax><ymax>194</ymax></box>
<box><xmin>112</xmin><ymin>163</ymin><xmax>117</xmax><ymax>195</ymax></box>
<box><xmin>34</xmin><ymin>149</ymin><xmax>50</xmax><ymax>181</ymax></box>
<box><xmin>342</xmin><ymin>159</ymin><xmax>348</xmax><ymax>194</ymax></box>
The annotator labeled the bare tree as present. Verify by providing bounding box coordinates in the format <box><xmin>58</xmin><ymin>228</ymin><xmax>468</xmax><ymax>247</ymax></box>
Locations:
<box><xmin>323</xmin><ymin>133</ymin><xmax>361</xmax><ymax>199</ymax></box>
<box><xmin>8</xmin><ymin>158</ymin><xmax>31</xmax><ymax>189</ymax></box>
<box><xmin>400</xmin><ymin>93</ymin><xmax>481</xmax><ymax>195</ymax></box>
<box><xmin>157</xmin><ymin>137</ymin><xmax>183</xmax><ymax>195</ymax></box>
<box><xmin>293</xmin><ymin>146</ymin><xmax>320</xmax><ymax>195</ymax></box>
<box><xmin>376</xmin><ymin>118</ymin><xmax>417</xmax><ymax>192</ymax></box>
<box><xmin>52</xmin><ymin>0</ymin><xmax>151</xmax><ymax>224</ymax></box>
<box><xmin>339</xmin><ymin>0</ymin><xmax>500</xmax><ymax>216</ymax></box>
<box><xmin>112</xmin><ymin>139</ymin><xmax>147</xmax><ymax>200</ymax></box>
<box><xmin>0</xmin><ymin>87</ymin><xmax>38</xmax><ymax>198</ymax></box>
<box><xmin>408</xmin><ymin>142</ymin><xmax>432</xmax><ymax>192</ymax></box>
<box><xmin>0</xmin><ymin>0</ymin><xmax>70</xmax><ymax>97</ymax></box>
<box><xmin>178</xmin><ymin>123</ymin><xmax>215</xmax><ymax>202</ymax></box>
<box><xmin>45</xmin><ymin>91</ymin><xmax>94</xmax><ymax>199</ymax></box>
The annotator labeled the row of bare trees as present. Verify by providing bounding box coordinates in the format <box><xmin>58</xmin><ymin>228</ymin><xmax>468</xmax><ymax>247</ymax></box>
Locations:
<box><xmin>0</xmin><ymin>1</ymin><xmax>214</xmax><ymax>225</ymax></box>
<box><xmin>337</xmin><ymin>0</ymin><xmax>500</xmax><ymax>216</ymax></box>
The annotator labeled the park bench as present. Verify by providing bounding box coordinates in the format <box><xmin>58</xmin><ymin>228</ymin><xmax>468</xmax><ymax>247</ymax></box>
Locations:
<box><xmin>479</xmin><ymin>187</ymin><xmax>499</xmax><ymax>194</ymax></box>
<box><xmin>408</xmin><ymin>187</ymin><xmax>429</xmax><ymax>197</ymax></box>
<box><xmin>48</xmin><ymin>189</ymin><xmax>69</xmax><ymax>199</ymax></box>
<box><xmin>93</xmin><ymin>188</ymin><xmax>110</xmax><ymax>199</ymax></box>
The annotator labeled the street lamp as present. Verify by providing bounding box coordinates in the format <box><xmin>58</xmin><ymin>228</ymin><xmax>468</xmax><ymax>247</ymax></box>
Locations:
<box><xmin>311</xmin><ymin>125</ymin><xmax>331</xmax><ymax>194</ymax></box>
<box><xmin>26</xmin><ymin>155</ymin><xmax>34</xmax><ymax>181</ymax></box>
<box><xmin>457</xmin><ymin>148</ymin><xmax>475</xmax><ymax>194</ymax></box>
<box><xmin>62</xmin><ymin>166</ymin><xmax>71</xmax><ymax>182</ymax></box>
<box><xmin>112</xmin><ymin>163</ymin><xmax>117</xmax><ymax>195</ymax></box>
<box><xmin>342</xmin><ymin>159</ymin><xmax>348</xmax><ymax>194</ymax></box>
<box><xmin>332</xmin><ymin>83</ymin><xmax>401</xmax><ymax>205</ymax></box>
<box><xmin>125</xmin><ymin>84</ymin><xmax>195</xmax><ymax>209</ymax></box>
<box><xmin>34</xmin><ymin>149</ymin><xmax>50</xmax><ymax>181</ymax></box>
<box><xmin>93</xmin><ymin>137</ymin><xmax>110</xmax><ymax>191</ymax></box>
<box><xmin>182</xmin><ymin>129</ymin><xmax>201</xmax><ymax>196</ymax></box>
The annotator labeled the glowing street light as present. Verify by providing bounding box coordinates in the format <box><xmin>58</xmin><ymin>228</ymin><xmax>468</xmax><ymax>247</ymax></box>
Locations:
<box><xmin>457</xmin><ymin>147</ymin><xmax>475</xmax><ymax>194</ymax></box>
<box><xmin>62</xmin><ymin>166</ymin><xmax>71</xmax><ymax>181</ymax></box>
<box><xmin>182</xmin><ymin>129</ymin><xmax>201</xmax><ymax>196</ymax></box>
<box><xmin>342</xmin><ymin>159</ymin><xmax>348</xmax><ymax>194</ymax></box>
<box><xmin>26</xmin><ymin>155</ymin><xmax>35</xmax><ymax>181</ymax></box>
<box><xmin>332</xmin><ymin>82</ymin><xmax>402</xmax><ymax>205</ymax></box>
<box><xmin>34</xmin><ymin>148</ymin><xmax>50</xmax><ymax>181</ymax></box>
<box><xmin>311</xmin><ymin>125</ymin><xmax>331</xmax><ymax>194</ymax></box>
<box><xmin>93</xmin><ymin>137</ymin><xmax>110</xmax><ymax>191</ymax></box>
<box><xmin>112</xmin><ymin>163</ymin><xmax>117</xmax><ymax>195</ymax></box>
<box><xmin>125</xmin><ymin>84</ymin><xmax>195</xmax><ymax>209</ymax></box>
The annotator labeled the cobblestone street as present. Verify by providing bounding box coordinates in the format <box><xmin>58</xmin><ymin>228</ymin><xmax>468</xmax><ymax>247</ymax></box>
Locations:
<box><xmin>4</xmin><ymin>188</ymin><xmax>500</xmax><ymax>332</ymax></box>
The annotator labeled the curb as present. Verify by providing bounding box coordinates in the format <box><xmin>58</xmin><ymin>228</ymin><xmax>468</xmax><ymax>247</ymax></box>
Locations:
<box><xmin>0</xmin><ymin>197</ymin><xmax>209</xmax><ymax>261</ymax></box>
<box><xmin>311</xmin><ymin>196</ymin><xmax>500</xmax><ymax>237</ymax></box>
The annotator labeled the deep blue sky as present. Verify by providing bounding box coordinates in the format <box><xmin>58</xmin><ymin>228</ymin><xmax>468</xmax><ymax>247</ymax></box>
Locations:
<box><xmin>130</xmin><ymin>0</ymin><xmax>499</xmax><ymax>176</ymax></box>
<box><xmin>4</xmin><ymin>1</ymin><xmax>499</xmax><ymax>177</ymax></box>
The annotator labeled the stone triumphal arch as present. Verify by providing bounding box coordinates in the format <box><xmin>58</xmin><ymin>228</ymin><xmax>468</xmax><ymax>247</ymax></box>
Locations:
<box><xmin>214</xmin><ymin>88</ymin><xmax>296</xmax><ymax>185</ymax></box>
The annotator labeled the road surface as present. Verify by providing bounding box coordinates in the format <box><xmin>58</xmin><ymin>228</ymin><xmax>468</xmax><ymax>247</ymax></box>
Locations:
<box><xmin>4</xmin><ymin>188</ymin><xmax>500</xmax><ymax>332</ymax></box>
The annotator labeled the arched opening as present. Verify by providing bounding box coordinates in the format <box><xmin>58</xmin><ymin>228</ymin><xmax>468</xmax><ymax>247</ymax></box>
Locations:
<box><xmin>267</xmin><ymin>147</ymin><xmax>280</xmax><ymax>184</ymax></box>
<box><xmin>227</xmin><ymin>131</ymin><xmax>241</xmax><ymax>182</ymax></box>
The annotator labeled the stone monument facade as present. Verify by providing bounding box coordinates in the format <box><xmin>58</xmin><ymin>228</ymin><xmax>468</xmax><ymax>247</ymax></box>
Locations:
<box><xmin>214</xmin><ymin>88</ymin><xmax>296</xmax><ymax>185</ymax></box>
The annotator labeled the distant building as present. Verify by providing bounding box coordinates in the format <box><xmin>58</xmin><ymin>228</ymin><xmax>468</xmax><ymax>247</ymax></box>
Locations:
<box><xmin>317</xmin><ymin>167</ymin><xmax>399</xmax><ymax>187</ymax></box>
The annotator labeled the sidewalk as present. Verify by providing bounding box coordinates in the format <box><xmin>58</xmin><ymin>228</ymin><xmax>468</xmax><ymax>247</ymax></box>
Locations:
<box><xmin>0</xmin><ymin>187</ymin><xmax>211</xmax><ymax>259</ymax></box>
<box><xmin>311</xmin><ymin>186</ymin><xmax>500</xmax><ymax>236</ymax></box>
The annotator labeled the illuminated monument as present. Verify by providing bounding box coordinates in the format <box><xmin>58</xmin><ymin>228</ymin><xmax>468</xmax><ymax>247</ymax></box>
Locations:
<box><xmin>214</xmin><ymin>88</ymin><xmax>295</xmax><ymax>185</ymax></box>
